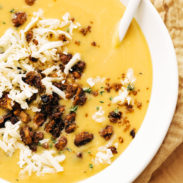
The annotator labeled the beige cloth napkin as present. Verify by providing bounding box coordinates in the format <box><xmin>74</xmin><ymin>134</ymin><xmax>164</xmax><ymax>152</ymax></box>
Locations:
<box><xmin>134</xmin><ymin>0</ymin><xmax>183</xmax><ymax>182</ymax></box>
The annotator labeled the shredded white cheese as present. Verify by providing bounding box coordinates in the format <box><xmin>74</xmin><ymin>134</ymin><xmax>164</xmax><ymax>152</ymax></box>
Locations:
<box><xmin>64</xmin><ymin>53</ymin><xmax>81</xmax><ymax>75</ymax></box>
<box><xmin>112</xmin><ymin>69</ymin><xmax>136</xmax><ymax>105</ymax></box>
<box><xmin>87</xmin><ymin>76</ymin><xmax>106</xmax><ymax>87</ymax></box>
<box><xmin>112</xmin><ymin>87</ymin><xmax>131</xmax><ymax>105</ymax></box>
<box><xmin>92</xmin><ymin>107</ymin><xmax>105</xmax><ymax>123</ymax></box>
<box><xmin>94</xmin><ymin>137</ymin><xmax>117</xmax><ymax>165</ymax></box>
<box><xmin>0</xmin><ymin>121</ymin><xmax>65</xmax><ymax>177</ymax></box>
<box><xmin>121</xmin><ymin>68</ymin><xmax>136</xmax><ymax>86</ymax></box>
<box><xmin>0</xmin><ymin>9</ymin><xmax>80</xmax><ymax>108</ymax></box>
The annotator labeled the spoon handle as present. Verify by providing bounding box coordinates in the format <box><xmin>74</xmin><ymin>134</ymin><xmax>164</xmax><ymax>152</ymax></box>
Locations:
<box><xmin>119</xmin><ymin>0</ymin><xmax>141</xmax><ymax>42</ymax></box>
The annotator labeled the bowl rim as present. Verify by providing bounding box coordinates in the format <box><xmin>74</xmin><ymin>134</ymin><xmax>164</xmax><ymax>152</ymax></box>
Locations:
<box><xmin>83</xmin><ymin>0</ymin><xmax>178</xmax><ymax>183</ymax></box>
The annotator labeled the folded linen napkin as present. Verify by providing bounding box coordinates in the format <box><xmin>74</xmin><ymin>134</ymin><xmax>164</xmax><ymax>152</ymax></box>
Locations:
<box><xmin>134</xmin><ymin>0</ymin><xmax>183</xmax><ymax>182</ymax></box>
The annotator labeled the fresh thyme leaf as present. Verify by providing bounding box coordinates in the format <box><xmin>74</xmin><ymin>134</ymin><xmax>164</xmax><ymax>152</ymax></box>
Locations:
<box><xmin>127</xmin><ymin>84</ymin><xmax>134</xmax><ymax>91</ymax></box>
<box><xmin>2</xmin><ymin>21</ymin><xmax>6</xmax><ymax>24</ymax></box>
<box><xmin>51</xmin><ymin>137</ymin><xmax>56</xmax><ymax>144</ymax></box>
<box><xmin>109</xmin><ymin>97</ymin><xmax>113</xmax><ymax>101</ymax></box>
<box><xmin>89</xmin><ymin>163</ymin><xmax>93</xmax><ymax>169</ymax></box>
<box><xmin>99</xmin><ymin>90</ymin><xmax>104</xmax><ymax>95</ymax></box>
<box><xmin>65</xmin><ymin>147</ymin><xmax>72</xmax><ymax>152</ymax></box>
<box><xmin>10</xmin><ymin>8</ymin><xmax>15</xmax><ymax>13</ymax></box>
<box><xmin>99</xmin><ymin>101</ymin><xmax>104</xmax><ymax>103</ymax></box>
<box><xmin>49</xmin><ymin>143</ymin><xmax>53</xmax><ymax>148</ymax></box>
<box><xmin>70</xmin><ymin>105</ymin><xmax>78</xmax><ymax>112</ymax></box>
<box><xmin>96</xmin><ymin>106</ymin><xmax>99</xmax><ymax>111</ymax></box>
<box><xmin>114</xmin><ymin>108</ymin><xmax>119</xmax><ymax>114</ymax></box>
<box><xmin>84</xmin><ymin>88</ymin><xmax>92</xmax><ymax>93</ymax></box>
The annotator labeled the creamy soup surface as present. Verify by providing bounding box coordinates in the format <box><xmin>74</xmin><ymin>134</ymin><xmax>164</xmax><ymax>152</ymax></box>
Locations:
<box><xmin>0</xmin><ymin>0</ymin><xmax>152</xmax><ymax>182</ymax></box>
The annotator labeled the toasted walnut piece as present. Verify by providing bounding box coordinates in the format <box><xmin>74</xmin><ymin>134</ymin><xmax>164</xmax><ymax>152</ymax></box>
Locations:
<box><xmin>64</xmin><ymin>112</ymin><xmax>77</xmax><ymax>133</ymax></box>
<box><xmin>59</xmin><ymin>34</ymin><xmax>67</xmax><ymax>42</ymax></box>
<box><xmin>0</xmin><ymin>113</ymin><xmax>13</xmax><ymax>128</ymax></box>
<box><xmin>25</xmin><ymin>0</ymin><xmax>36</xmax><ymax>6</ymax></box>
<box><xmin>65</xmin><ymin>123</ymin><xmax>77</xmax><ymax>133</ymax></box>
<box><xmin>42</xmin><ymin>142</ymin><xmax>49</xmax><ymax>149</ymax></box>
<box><xmin>60</xmin><ymin>53</ymin><xmax>72</xmax><ymax>65</ymax></box>
<box><xmin>112</xmin><ymin>83</ymin><xmax>122</xmax><ymax>92</ymax></box>
<box><xmin>12</xmin><ymin>12</ymin><xmax>27</xmax><ymax>27</ymax></box>
<box><xmin>20</xmin><ymin>126</ymin><xmax>33</xmax><ymax>145</ymax></box>
<box><xmin>55</xmin><ymin>136</ymin><xmax>67</xmax><ymax>150</ymax></box>
<box><xmin>53</xmin><ymin>82</ymin><xmax>67</xmax><ymax>91</ymax></box>
<box><xmin>26</xmin><ymin>30</ymin><xmax>33</xmax><ymax>43</ymax></box>
<box><xmin>0</xmin><ymin>94</ymin><xmax>12</xmax><ymax>110</ymax></box>
<box><xmin>65</xmin><ymin>84</ymin><xmax>78</xmax><ymax>99</ymax></box>
<box><xmin>33</xmin><ymin>39</ymin><xmax>38</xmax><ymax>45</ymax></box>
<box><xmin>70</xmin><ymin>61</ymin><xmax>86</xmax><ymax>79</ymax></box>
<box><xmin>125</xmin><ymin>103</ymin><xmax>134</xmax><ymax>113</ymax></box>
<box><xmin>91</xmin><ymin>41</ymin><xmax>97</xmax><ymax>47</ymax></box>
<box><xmin>108</xmin><ymin>111</ymin><xmax>122</xmax><ymax>123</ymax></box>
<box><xmin>45</xmin><ymin>120</ymin><xmax>55</xmax><ymax>133</ymax></box>
<box><xmin>29</xmin><ymin>56</ymin><xmax>38</xmax><ymax>62</ymax></box>
<box><xmin>20</xmin><ymin>111</ymin><xmax>30</xmax><ymax>123</ymax></box>
<box><xmin>74</xmin><ymin>132</ymin><xmax>94</xmax><ymax>146</ymax></box>
<box><xmin>76</xmin><ymin>152</ymin><xmax>83</xmax><ymax>158</ymax></box>
<box><xmin>99</xmin><ymin>125</ymin><xmax>113</xmax><ymax>140</ymax></box>
<box><xmin>80</xmin><ymin>26</ymin><xmax>91</xmax><ymax>36</ymax></box>
<box><xmin>118</xmin><ymin>136</ymin><xmax>124</xmax><ymax>143</ymax></box>
<box><xmin>108</xmin><ymin>146</ymin><xmax>118</xmax><ymax>154</ymax></box>
<box><xmin>33</xmin><ymin>132</ymin><xmax>44</xmax><ymax>144</ymax></box>
<box><xmin>33</xmin><ymin>112</ymin><xmax>46</xmax><ymax>126</ymax></box>
<box><xmin>23</xmin><ymin>71</ymin><xmax>45</xmax><ymax>92</ymax></box>
<box><xmin>73</xmin><ymin>87</ymin><xmax>87</xmax><ymax>106</ymax></box>
<box><xmin>130</xmin><ymin>129</ymin><xmax>136</xmax><ymax>138</ymax></box>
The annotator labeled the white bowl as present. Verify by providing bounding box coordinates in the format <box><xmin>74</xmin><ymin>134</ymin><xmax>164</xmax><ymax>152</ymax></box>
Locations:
<box><xmin>0</xmin><ymin>1</ymin><xmax>178</xmax><ymax>183</ymax></box>
<box><xmin>83</xmin><ymin>0</ymin><xmax>178</xmax><ymax>183</ymax></box>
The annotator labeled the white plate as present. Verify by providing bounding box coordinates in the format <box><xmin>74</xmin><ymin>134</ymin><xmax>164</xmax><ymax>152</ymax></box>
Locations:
<box><xmin>83</xmin><ymin>0</ymin><xmax>178</xmax><ymax>183</ymax></box>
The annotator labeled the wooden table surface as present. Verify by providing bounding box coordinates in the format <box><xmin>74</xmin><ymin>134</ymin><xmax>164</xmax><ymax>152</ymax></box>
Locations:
<box><xmin>149</xmin><ymin>143</ymin><xmax>183</xmax><ymax>183</ymax></box>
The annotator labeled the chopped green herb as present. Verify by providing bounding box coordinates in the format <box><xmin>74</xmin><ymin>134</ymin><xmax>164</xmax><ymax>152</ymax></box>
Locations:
<box><xmin>37</xmin><ymin>142</ymin><xmax>41</xmax><ymax>146</ymax></box>
<box><xmin>114</xmin><ymin>108</ymin><xmax>119</xmax><ymax>114</ymax></box>
<box><xmin>88</xmin><ymin>151</ymin><xmax>91</xmax><ymax>154</ymax></box>
<box><xmin>84</xmin><ymin>87</ymin><xmax>92</xmax><ymax>93</ymax></box>
<box><xmin>51</xmin><ymin>137</ymin><xmax>56</xmax><ymax>144</ymax></box>
<box><xmin>89</xmin><ymin>163</ymin><xmax>93</xmax><ymax>169</ymax></box>
<box><xmin>10</xmin><ymin>8</ymin><xmax>15</xmax><ymax>13</ymax></box>
<box><xmin>100</xmin><ymin>86</ymin><xmax>104</xmax><ymax>89</ymax></box>
<box><xmin>99</xmin><ymin>90</ymin><xmax>104</xmax><ymax>95</ymax></box>
<box><xmin>1</xmin><ymin>133</ymin><xmax>3</xmax><ymax>137</ymax></box>
<box><xmin>99</xmin><ymin>101</ymin><xmax>104</xmax><ymax>103</ymax></box>
<box><xmin>65</xmin><ymin>147</ymin><xmax>72</xmax><ymax>152</ymax></box>
<box><xmin>49</xmin><ymin>143</ymin><xmax>53</xmax><ymax>148</ymax></box>
<box><xmin>66</xmin><ymin>28</ymin><xmax>70</xmax><ymax>33</ymax></box>
<box><xmin>96</xmin><ymin>106</ymin><xmax>99</xmax><ymax>111</ymax></box>
<box><xmin>70</xmin><ymin>105</ymin><xmax>78</xmax><ymax>112</ymax></box>
<box><xmin>139</xmin><ymin>72</ymin><xmax>143</xmax><ymax>75</ymax></box>
<box><xmin>2</xmin><ymin>21</ymin><xmax>6</xmax><ymax>24</ymax></box>
<box><xmin>127</xmin><ymin>84</ymin><xmax>134</xmax><ymax>91</ymax></box>
<box><xmin>109</xmin><ymin>97</ymin><xmax>113</xmax><ymax>101</ymax></box>
<box><xmin>58</xmin><ymin>151</ymin><xmax>63</xmax><ymax>155</ymax></box>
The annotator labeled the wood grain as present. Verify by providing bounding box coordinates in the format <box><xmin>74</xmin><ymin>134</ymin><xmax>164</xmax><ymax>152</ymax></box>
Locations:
<box><xmin>149</xmin><ymin>143</ymin><xmax>183</xmax><ymax>183</ymax></box>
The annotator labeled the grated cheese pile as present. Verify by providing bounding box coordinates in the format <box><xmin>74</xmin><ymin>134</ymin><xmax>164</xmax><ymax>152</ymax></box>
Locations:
<box><xmin>92</xmin><ymin>107</ymin><xmax>105</xmax><ymax>123</ymax></box>
<box><xmin>94</xmin><ymin>136</ymin><xmax>118</xmax><ymax>165</ymax></box>
<box><xmin>0</xmin><ymin>9</ymin><xmax>82</xmax><ymax>177</ymax></box>
<box><xmin>0</xmin><ymin>121</ymin><xmax>65</xmax><ymax>177</ymax></box>
<box><xmin>0</xmin><ymin>9</ymin><xmax>81</xmax><ymax>109</ymax></box>
<box><xmin>112</xmin><ymin>69</ymin><xmax>136</xmax><ymax>105</ymax></box>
